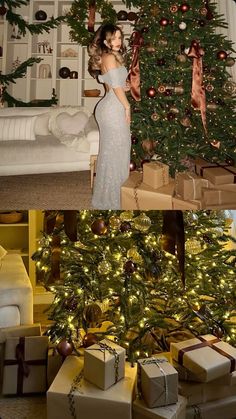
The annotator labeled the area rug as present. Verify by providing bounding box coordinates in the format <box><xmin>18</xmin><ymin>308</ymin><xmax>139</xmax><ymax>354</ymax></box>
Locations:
<box><xmin>0</xmin><ymin>171</ymin><xmax>92</xmax><ymax>210</ymax></box>
<box><xmin>0</xmin><ymin>395</ymin><xmax>47</xmax><ymax>419</ymax></box>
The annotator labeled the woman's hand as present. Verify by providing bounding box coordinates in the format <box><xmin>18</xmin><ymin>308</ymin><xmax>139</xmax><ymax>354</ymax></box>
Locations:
<box><xmin>124</xmin><ymin>80</ymin><xmax>131</xmax><ymax>92</ymax></box>
<box><xmin>125</xmin><ymin>106</ymin><xmax>131</xmax><ymax>124</ymax></box>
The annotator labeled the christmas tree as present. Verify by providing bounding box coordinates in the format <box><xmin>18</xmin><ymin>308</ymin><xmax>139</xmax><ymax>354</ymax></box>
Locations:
<box><xmin>32</xmin><ymin>210</ymin><xmax>236</xmax><ymax>362</ymax></box>
<box><xmin>126</xmin><ymin>0</ymin><xmax>236</xmax><ymax>176</ymax></box>
<box><xmin>0</xmin><ymin>0</ymin><xmax>65</xmax><ymax>106</ymax></box>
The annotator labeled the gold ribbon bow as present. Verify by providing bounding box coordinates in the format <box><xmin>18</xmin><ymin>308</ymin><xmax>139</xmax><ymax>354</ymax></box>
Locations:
<box><xmin>128</xmin><ymin>31</ymin><xmax>143</xmax><ymax>101</ymax></box>
<box><xmin>188</xmin><ymin>40</ymin><xmax>207</xmax><ymax>134</ymax></box>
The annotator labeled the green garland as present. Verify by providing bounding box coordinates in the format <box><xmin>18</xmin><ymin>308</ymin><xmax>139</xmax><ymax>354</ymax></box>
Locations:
<box><xmin>0</xmin><ymin>57</ymin><xmax>42</xmax><ymax>85</ymax></box>
<box><xmin>66</xmin><ymin>0</ymin><xmax>117</xmax><ymax>46</ymax></box>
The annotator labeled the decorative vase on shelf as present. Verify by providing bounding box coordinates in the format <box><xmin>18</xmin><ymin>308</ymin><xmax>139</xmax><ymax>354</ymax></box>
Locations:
<box><xmin>117</xmin><ymin>10</ymin><xmax>128</xmax><ymax>20</ymax></box>
<box><xmin>70</xmin><ymin>71</ymin><xmax>78</xmax><ymax>79</ymax></box>
<box><xmin>59</xmin><ymin>67</ymin><xmax>71</xmax><ymax>79</ymax></box>
<box><xmin>35</xmin><ymin>10</ymin><xmax>47</xmax><ymax>21</ymax></box>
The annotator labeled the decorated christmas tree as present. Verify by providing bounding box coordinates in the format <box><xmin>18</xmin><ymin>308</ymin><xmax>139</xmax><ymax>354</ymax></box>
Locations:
<box><xmin>32</xmin><ymin>210</ymin><xmax>236</xmax><ymax>362</ymax></box>
<box><xmin>126</xmin><ymin>0</ymin><xmax>236</xmax><ymax>175</ymax></box>
<box><xmin>0</xmin><ymin>0</ymin><xmax>65</xmax><ymax>106</ymax></box>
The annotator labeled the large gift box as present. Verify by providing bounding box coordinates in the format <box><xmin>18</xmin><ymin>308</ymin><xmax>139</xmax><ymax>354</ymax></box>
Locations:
<box><xmin>84</xmin><ymin>338</ymin><xmax>125</xmax><ymax>390</ymax></box>
<box><xmin>178</xmin><ymin>379</ymin><xmax>236</xmax><ymax>406</ymax></box>
<box><xmin>137</xmin><ymin>356</ymin><xmax>178</xmax><ymax>408</ymax></box>
<box><xmin>170</xmin><ymin>334</ymin><xmax>236</xmax><ymax>382</ymax></box>
<box><xmin>121</xmin><ymin>172</ymin><xmax>174</xmax><ymax>210</ymax></box>
<box><xmin>143</xmin><ymin>162</ymin><xmax>169</xmax><ymax>190</ymax></box>
<box><xmin>47</xmin><ymin>355</ymin><xmax>137</xmax><ymax>419</ymax></box>
<box><xmin>172</xmin><ymin>196</ymin><xmax>202</xmax><ymax>210</ymax></box>
<box><xmin>202</xmin><ymin>188</ymin><xmax>236</xmax><ymax>206</ymax></box>
<box><xmin>175</xmin><ymin>171</ymin><xmax>209</xmax><ymax>201</ymax></box>
<box><xmin>195</xmin><ymin>157</ymin><xmax>236</xmax><ymax>185</ymax></box>
<box><xmin>133</xmin><ymin>395</ymin><xmax>187</xmax><ymax>419</ymax></box>
<box><xmin>47</xmin><ymin>346</ymin><xmax>64</xmax><ymax>388</ymax></box>
<box><xmin>186</xmin><ymin>395</ymin><xmax>236</xmax><ymax>419</ymax></box>
<box><xmin>2</xmin><ymin>335</ymin><xmax>49</xmax><ymax>395</ymax></box>
<box><xmin>173</xmin><ymin>360</ymin><xmax>236</xmax><ymax>385</ymax></box>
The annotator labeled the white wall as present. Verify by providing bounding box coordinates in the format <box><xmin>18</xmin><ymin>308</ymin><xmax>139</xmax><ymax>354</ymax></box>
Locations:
<box><xmin>216</xmin><ymin>0</ymin><xmax>236</xmax><ymax>81</ymax></box>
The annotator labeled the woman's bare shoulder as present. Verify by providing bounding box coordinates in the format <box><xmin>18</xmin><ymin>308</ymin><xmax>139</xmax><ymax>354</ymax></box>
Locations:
<box><xmin>101</xmin><ymin>52</ymin><xmax>117</xmax><ymax>70</ymax></box>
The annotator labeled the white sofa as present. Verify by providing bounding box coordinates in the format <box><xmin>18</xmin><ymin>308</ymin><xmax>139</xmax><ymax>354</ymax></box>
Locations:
<box><xmin>0</xmin><ymin>106</ymin><xmax>99</xmax><ymax>176</ymax></box>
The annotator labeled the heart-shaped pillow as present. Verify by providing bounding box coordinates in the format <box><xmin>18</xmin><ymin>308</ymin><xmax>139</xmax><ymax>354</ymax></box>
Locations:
<box><xmin>56</xmin><ymin>112</ymin><xmax>89</xmax><ymax>135</ymax></box>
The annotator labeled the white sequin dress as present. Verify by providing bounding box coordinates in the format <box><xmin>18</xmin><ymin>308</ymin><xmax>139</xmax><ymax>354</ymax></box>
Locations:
<box><xmin>91</xmin><ymin>66</ymin><xmax>131</xmax><ymax>209</ymax></box>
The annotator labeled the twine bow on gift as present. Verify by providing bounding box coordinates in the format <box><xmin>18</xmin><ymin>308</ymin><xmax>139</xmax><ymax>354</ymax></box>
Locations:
<box><xmin>138</xmin><ymin>358</ymin><xmax>169</xmax><ymax>404</ymax></box>
<box><xmin>188</xmin><ymin>40</ymin><xmax>207</xmax><ymax>135</ymax></box>
<box><xmin>128</xmin><ymin>31</ymin><xmax>143</xmax><ymax>101</ymax></box>
<box><xmin>87</xmin><ymin>340</ymin><xmax>120</xmax><ymax>383</ymax></box>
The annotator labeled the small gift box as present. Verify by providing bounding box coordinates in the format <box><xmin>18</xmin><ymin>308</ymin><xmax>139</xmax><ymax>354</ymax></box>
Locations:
<box><xmin>175</xmin><ymin>171</ymin><xmax>209</xmax><ymax>201</ymax></box>
<box><xmin>186</xmin><ymin>395</ymin><xmax>236</xmax><ymax>419</ymax></box>
<box><xmin>84</xmin><ymin>338</ymin><xmax>126</xmax><ymax>390</ymax></box>
<box><xmin>137</xmin><ymin>356</ymin><xmax>178</xmax><ymax>408</ymax></box>
<box><xmin>178</xmin><ymin>379</ymin><xmax>236</xmax><ymax>406</ymax></box>
<box><xmin>195</xmin><ymin>157</ymin><xmax>236</xmax><ymax>185</ymax></box>
<box><xmin>202</xmin><ymin>188</ymin><xmax>236</xmax><ymax>206</ymax></box>
<box><xmin>170</xmin><ymin>334</ymin><xmax>236</xmax><ymax>383</ymax></box>
<box><xmin>47</xmin><ymin>346</ymin><xmax>64</xmax><ymax>388</ymax></box>
<box><xmin>47</xmin><ymin>355</ymin><xmax>137</xmax><ymax>419</ymax></box>
<box><xmin>133</xmin><ymin>395</ymin><xmax>187</xmax><ymax>419</ymax></box>
<box><xmin>143</xmin><ymin>162</ymin><xmax>169</xmax><ymax>190</ymax></box>
<box><xmin>121</xmin><ymin>172</ymin><xmax>174</xmax><ymax>210</ymax></box>
<box><xmin>2</xmin><ymin>335</ymin><xmax>49</xmax><ymax>395</ymax></box>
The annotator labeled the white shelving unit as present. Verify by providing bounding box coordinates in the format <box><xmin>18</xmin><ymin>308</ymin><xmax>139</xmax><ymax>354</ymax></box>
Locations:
<box><xmin>1</xmin><ymin>0</ymin><xmax>137</xmax><ymax>112</ymax></box>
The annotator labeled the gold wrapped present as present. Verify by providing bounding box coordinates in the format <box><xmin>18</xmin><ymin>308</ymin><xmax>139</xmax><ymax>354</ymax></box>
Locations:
<box><xmin>121</xmin><ymin>171</ymin><xmax>174</xmax><ymax>210</ymax></box>
<box><xmin>175</xmin><ymin>171</ymin><xmax>209</xmax><ymax>200</ymax></box>
<box><xmin>133</xmin><ymin>395</ymin><xmax>187</xmax><ymax>419</ymax></box>
<box><xmin>84</xmin><ymin>338</ymin><xmax>125</xmax><ymax>390</ymax></box>
<box><xmin>179</xmin><ymin>379</ymin><xmax>236</xmax><ymax>406</ymax></box>
<box><xmin>186</xmin><ymin>395</ymin><xmax>236</xmax><ymax>419</ymax></box>
<box><xmin>137</xmin><ymin>356</ymin><xmax>178</xmax><ymax>408</ymax></box>
<box><xmin>172</xmin><ymin>196</ymin><xmax>203</xmax><ymax>210</ymax></box>
<box><xmin>202</xmin><ymin>188</ymin><xmax>236</xmax><ymax>206</ymax></box>
<box><xmin>2</xmin><ymin>335</ymin><xmax>49</xmax><ymax>395</ymax></box>
<box><xmin>143</xmin><ymin>162</ymin><xmax>169</xmax><ymax>190</ymax></box>
<box><xmin>170</xmin><ymin>334</ymin><xmax>236</xmax><ymax>383</ymax></box>
<box><xmin>47</xmin><ymin>355</ymin><xmax>137</xmax><ymax>419</ymax></box>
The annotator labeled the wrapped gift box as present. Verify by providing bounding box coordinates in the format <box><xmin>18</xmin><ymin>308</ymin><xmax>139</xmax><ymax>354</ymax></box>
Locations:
<box><xmin>84</xmin><ymin>338</ymin><xmax>125</xmax><ymax>390</ymax></box>
<box><xmin>186</xmin><ymin>395</ymin><xmax>236</xmax><ymax>419</ymax></box>
<box><xmin>202</xmin><ymin>188</ymin><xmax>236</xmax><ymax>206</ymax></box>
<box><xmin>133</xmin><ymin>395</ymin><xmax>187</xmax><ymax>419</ymax></box>
<box><xmin>138</xmin><ymin>356</ymin><xmax>178</xmax><ymax>408</ymax></box>
<box><xmin>2</xmin><ymin>335</ymin><xmax>49</xmax><ymax>395</ymax></box>
<box><xmin>195</xmin><ymin>158</ymin><xmax>228</xmax><ymax>176</ymax></box>
<box><xmin>172</xmin><ymin>196</ymin><xmax>203</xmax><ymax>210</ymax></box>
<box><xmin>121</xmin><ymin>172</ymin><xmax>174</xmax><ymax>210</ymax></box>
<box><xmin>47</xmin><ymin>355</ymin><xmax>137</xmax><ymax>419</ymax></box>
<box><xmin>175</xmin><ymin>171</ymin><xmax>209</xmax><ymax>201</ymax></box>
<box><xmin>47</xmin><ymin>346</ymin><xmax>64</xmax><ymax>388</ymax></box>
<box><xmin>195</xmin><ymin>157</ymin><xmax>236</xmax><ymax>185</ymax></box>
<box><xmin>143</xmin><ymin>162</ymin><xmax>169</xmax><ymax>190</ymax></box>
<box><xmin>170</xmin><ymin>334</ymin><xmax>236</xmax><ymax>382</ymax></box>
<box><xmin>178</xmin><ymin>379</ymin><xmax>236</xmax><ymax>405</ymax></box>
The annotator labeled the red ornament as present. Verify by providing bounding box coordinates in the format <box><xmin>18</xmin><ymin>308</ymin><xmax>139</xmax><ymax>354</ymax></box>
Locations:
<box><xmin>159</xmin><ymin>18</ymin><xmax>169</xmax><ymax>26</ymax></box>
<box><xmin>179</xmin><ymin>3</ymin><xmax>190</xmax><ymax>13</ymax></box>
<box><xmin>0</xmin><ymin>6</ymin><xmax>7</xmax><ymax>16</ymax></box>
<box><xmin>141</xmin><ymin>27</ymin><xmax>149</xmax><ymax>33</ymax></box>
<box><xmin>198</xmin><ymin>19</ymin><xmax>206</xmax><ymax>26</ymax></box>
<box><xmin>146</xmin><ymin>87</ymin><xmax>157</xmax><ymax>98</ymax></box>
<box><xmin>57</xmin><ymin>338</ymin><xmax>74</xmax><ymax>357</ymax></box>
<box><xmin>156</xmin><ymin>58</ymin><xmax>166</xmax><ymax>66</ymax></box>
<box><xmin>131</xmin><ymin>135</ymin><xmax>138</xmax><ymax>145</ymax></box>
<box><xmin>164</xmin><ymin>89</ymin><xmax>172</xmax><ymax>96</ymax></box>
<box><xmin>167</xmin><ymin>112</ymin><xmax>176</xmax><ymax>120</ymax></box>
<box><xmin>130</xmin><ymin>161</ymin><xmax>137</xmax><ymax>171</ymax></box>
<box><xmin>124</xmin><ymin>260</ymin><xmax>136</xmax><ymax>274</ymax></box>
<box><xmin>217</xmin><ymin>50</ymin><xmax>227</xmax><ymax>60</ymax></box>
<box><xmin>83</xmin><ymin>333</ymin><xmax>99</xmax><ymax>348</ymax></box>
<box><xmin>120</xmin><ymin>222</ymin><xmax>132</xmax><ymax>232</ymax></box>
<box><xmin>91</xmin><ymin>219</ymin><xmax>107</xmax><ymax>235</ymax></box>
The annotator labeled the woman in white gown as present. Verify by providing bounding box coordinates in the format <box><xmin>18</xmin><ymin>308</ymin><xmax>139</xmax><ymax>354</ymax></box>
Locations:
<box><xmin>87</xmin><ymin>24</ymin><xmax>131</xmax><ymax>209</ymax></box>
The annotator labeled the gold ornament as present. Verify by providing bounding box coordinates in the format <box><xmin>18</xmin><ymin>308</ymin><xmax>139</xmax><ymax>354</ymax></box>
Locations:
<box><xmin>207</xmin><ymin>102</ymin><xmax>218</xmax><ymax>111</ymax></box>
<box><xmin>170</xmin><ymin>5</ymin><xmax>178</xmax><ymax>13</ymax></box>
<box><xmin>83</xmin><ymin>303</ymin><xmax>102</xmax><ymax>324</ymax></box>
<box><xmin>133</xmin><ymin>213</ymin><xmax>152</xmax><ymax>232</ymax></box>
<box><xmin>205</xmin><ymin>84</ymin><xmax>214</xmax><ymax>92</ymax></box>
<box><xmin>151</xmin><ymin>112</ymin><xmax>160</xmax><ymax>121</ymax></box>
<box><xmin>120</xmin><ymin>211</ymin><xmax>134</xmax><ymax>221</ymax></box>
<box><xmin>185</xmin><ymin>239</ymin><xmax>202</xmax><ymax>254</ymax></box>
<box><xmin>211</xmin><ymin>140</ymin><xmax>220</xmax><ymax>149</ymax></box>
<box><xmin>176</xmin><ymin>54</ymin><xmax>187</xmax><ymax>63</ymax></box>
<box><xmin>145</xmin><ymin>43</ymin><xmax>156</xmax><ymax>53</ymax></box>
<box><xmin>158</xmin><ymin>37</ymin><xmax>168</xmax><ymax>46</ymax></box>
<box><xmin>180</xmin><ymin>116</ymin><xmax>191</xmax><ymax>127</ymax></box>
<box><xmin>225</xmin><ymin>57</ymin><xmax>235</xmax><ymax>67</ymax></box>
<box><xmin>150</xmin><ymin>5</ymin><xmax>160</xmax><ymax>16</ymax></box>
<box><xmin>109</xmin><ymin>215</ymin><xmax>121</xmax><ymax>230</ymax></box>
<box><xmin>200</xmin><ymin>7</ymin><xmax>207</xmax><ymax>16</ymax></box>
<box><xmin>170</xmin><ymin>107</ymin><xmax>179</xmax><ymax>114</ymax></box>
<box><xmin>174</xmin><ymin>85</ymin><xmax>184</xmax><ymax>94</ymax></box>
<box><xmin>223</xmin><ymin>81</ymin><xmax>236</xmax><ymax>95</ymax></box>
<box><xmin>158</xmin><ymin>85</ymin><xmax>166</xmax><ymax>93</ymax></box>
<box><xmin>97</xmin><ymin>260</ymin><xmax>112</xmax><ymax>275</ymax></box>
<box><xmin>127</xmin><ymin>247</ymin><xmax>143</xmax><ymax>264</ymax></box>
<box><xmin>142</xmin><ymin>139</ymin><xmax>155</xmax><ymax>154</ymax></box>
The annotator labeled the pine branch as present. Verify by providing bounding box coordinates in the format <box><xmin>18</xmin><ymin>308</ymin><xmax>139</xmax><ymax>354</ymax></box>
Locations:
<box><xmin>6</xmin><ymin>10</ymin><xmax>66</xmax><ymax>36</ymax></box>
<box><xmin>0</xmin><ymin>57</ymin><xmax>42</xmax><ymax>85</ymax></box>
<box><xmin>2</xmin><ymin>0</ymin><xmax>29</xmax><ymax>7</ymax></box>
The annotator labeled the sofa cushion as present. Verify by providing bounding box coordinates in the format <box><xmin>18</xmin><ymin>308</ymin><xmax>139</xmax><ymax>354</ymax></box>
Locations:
<box><xmin>0</xmin><ymin>115</ymin><xmax>37</xmax><ymax>141</ymax></box>
<box><xmin>56</xmin><ymin>111</ymin><xmax>89</xmax><ymax>135</ymax></box>
<box><xmin>34</xmin><ymin>112</ymin><xmax>51</xmax><ymax>136</ymax></box>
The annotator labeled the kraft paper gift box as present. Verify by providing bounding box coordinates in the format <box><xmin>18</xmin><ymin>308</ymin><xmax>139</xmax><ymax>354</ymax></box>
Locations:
<box><xmin>195</xmin><ymin>157</ymin><xmax>228</xmax><ymax>177</ymax></box>
<box><xmin>186</xmin><ymin>395</ymin><xmax>236</xmax><ymax>419</ymax></box>
<box><xmin>132</xmin><ymin>395</ymin><xmax>187</xmax><ymax>419</ymax></box>
<box><xmin>121</xmin><ymin>171</ymin><xmax>175</xmax><ymax>210</ymax></box>
<box><xmin>47</xmin><ymin>346</ymin><xmax>64</xmax><ymax>388</ymax></box>
<box><xmin>137</xmin><ymin>356</ymin><xmax>178</xmax><ymax>408</ymax></box>
<box><xmin>143</xmin><ymin>161</ymin><xmax>169</xmax><ymax>190</ymax></box>
<box><xmin>175</xmin><ymin>172</ymin><xmax>209</xmax><ymax>201</ymax></box>
<box><xmin>2</xmin><ymin>335</ymin><xmax>49</xmax><ymax>395</ymax></box>
<box><xmin>201</xmin><ymin>188</ymin><xmax>236</xmax><ymax>206</ymax></box>
<box><xmin>178</xmin><ymin>379</ymin><xmax>236</xmax><ymax>406</ymax></box>
<box><xmin>84</xmin><ymin>338</ymin><xmax>126</xmax><ymax>390</ymax></box>
<box><xmin>47</xmin><ymin>355</ymin><xmax>137</xmax><ymax>419</ymax></box>
<box><xmin>172</xmin><ymin>196</ymin><xmax>203</xmax><ymax>210</ymax></box>
<box><xmin>170</xmin><ymin>334</ymin><xmax>236</xmax><ymax>383</ymax></box>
